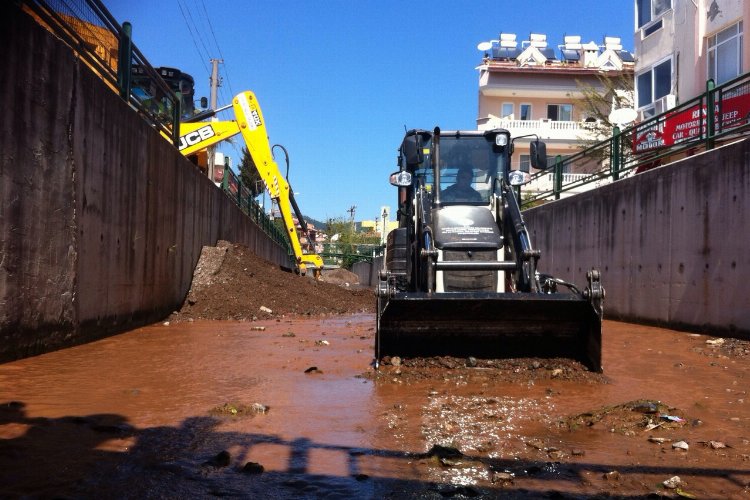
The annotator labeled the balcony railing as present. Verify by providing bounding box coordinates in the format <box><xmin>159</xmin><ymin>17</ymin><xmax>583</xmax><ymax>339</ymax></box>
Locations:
<box><xmin>477</xmin><ymin>117</ymin><xmax>598</xmax><ymax>141</ymax></box>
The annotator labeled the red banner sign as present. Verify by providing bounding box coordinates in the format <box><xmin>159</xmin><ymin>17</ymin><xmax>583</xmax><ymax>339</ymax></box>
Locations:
<box><xmin>634</xmin><ymin>86</ymin><xmax>750</xmax><ymax>153</ymax></box>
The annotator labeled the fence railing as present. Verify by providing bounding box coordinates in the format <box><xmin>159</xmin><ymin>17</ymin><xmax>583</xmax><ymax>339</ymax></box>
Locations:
<box><xmin>23</xmin><ymin>0</ymin><xmax>181</xmax><ymax>145</ymax></box>
<box><xmin>319</xmin><ymin>243</ymin><xmax>384</xmax><ymax>267</ymax></box>
<box><xmin>23</xmin><ymin>0</ymin><xmax>293</xmax><ymax>257</ymax></box>
<box><xmin>520</xmin><ymin>72</ymin><xmax>750</xmax><ymax>207</ymax></box>
<box><xmin>220</xmin><ymin>170</ymin><xmax>293</xmax><ymax>256</ymax></box>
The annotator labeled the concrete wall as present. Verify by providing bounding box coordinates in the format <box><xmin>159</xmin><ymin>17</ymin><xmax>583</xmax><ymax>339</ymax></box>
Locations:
<box><xmin>0</xmin><ymin>7</ymin><xmax>290</xmax><ymax>361</ymax></box>
<box><xmin>352</xmin><ymin>256</ymin><xmax>383</xmax><ymax>287</ymax></box>
<box><xmin>525</xmin><ymin>138</ymin><xmax>750</xmax><ymax>336</ymax></box>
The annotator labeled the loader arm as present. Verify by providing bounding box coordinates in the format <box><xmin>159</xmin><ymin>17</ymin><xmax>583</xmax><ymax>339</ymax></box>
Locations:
<box><xmin>178</xmin><ymin>91</ymin><xmax>323</xmax><ymax>276</ymax></box>
<box><xmin>501</xmin><ymin>181</ymin><xmax>541</xmax><ymax>293</ymax></box>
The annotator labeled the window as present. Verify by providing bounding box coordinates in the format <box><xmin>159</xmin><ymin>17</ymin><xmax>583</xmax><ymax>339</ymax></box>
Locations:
<box><xmin>708</xmin><ymin>22</ymin><xmax>743</xmax><ymax>85</ymax></box>
<box><xmin>501</xmin><ymin>103</ymin><xmax>513</xmax><ymax>118</ymax></box>
<box><xmin>637</xmin><ymin>0</ymin><xmax>671</xmax><ymax>28</ymax></box>
<box><xmin>547</xmin><ymin>104</ymin><xmax>572</xmax><ymax>121</ymax></box>
<box><xmin>520</xmin><ymin>103</ymin><xmax>531</xmax><ymax>120</ymax></box>
<box><xmin>519</xmin><ymin>154</ymin><xmax>531</xmax><ymax>173</ymax></box>
<box><xmin>636</xmin><ymin>58</ymin><xmax>672</xmax><ymax>112</ymax></box>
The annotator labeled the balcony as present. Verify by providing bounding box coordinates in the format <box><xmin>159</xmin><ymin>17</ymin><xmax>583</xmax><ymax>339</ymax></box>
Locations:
<box><xmin>477</xmin><ymin>116</ymin><xmax>599</xmax><ymax>142</ymax></box>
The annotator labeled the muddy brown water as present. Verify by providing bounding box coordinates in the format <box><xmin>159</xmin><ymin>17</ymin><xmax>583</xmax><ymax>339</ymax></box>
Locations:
<box><xmin>1</xmin><ymin>316</ymin><xmax>748</xmax><ymax>498</ymax></box>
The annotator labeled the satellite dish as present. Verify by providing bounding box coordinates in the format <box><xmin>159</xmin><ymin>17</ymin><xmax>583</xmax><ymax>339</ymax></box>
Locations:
<box><xmin>608</xmin><ymin>107</ymin><xmax>638</xmax><ymax>126</ymax></box>
<box><xmin>477</xmin><ymin>41</ymin><xmax>493</xmax><ymax>51</ymax></box>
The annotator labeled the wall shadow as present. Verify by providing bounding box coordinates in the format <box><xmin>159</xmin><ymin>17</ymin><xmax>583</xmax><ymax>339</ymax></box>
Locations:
<box><xmin>1</xmin><ymin>400</ymin><xmax>748</xmax><ymax>498</ymax></box>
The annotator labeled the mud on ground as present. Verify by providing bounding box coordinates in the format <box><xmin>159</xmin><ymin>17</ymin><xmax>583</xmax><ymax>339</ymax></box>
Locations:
<box><xmin>139</xmin><ymin>242</ymin><xmax>749</xmax><ymax>497</ymax></box>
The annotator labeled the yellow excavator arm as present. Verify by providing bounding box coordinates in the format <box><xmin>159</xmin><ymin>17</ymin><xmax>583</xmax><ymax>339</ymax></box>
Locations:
<box><xmin>178</xmin><ymin>91</ymin><xmax>324</xmax><ymax>277</ymax></box>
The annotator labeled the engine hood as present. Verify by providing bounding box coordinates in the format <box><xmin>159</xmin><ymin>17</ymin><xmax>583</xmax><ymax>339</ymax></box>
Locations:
<box><xmin>433</xmin><ymin>206</ymin><xmax>502</xmax><ymax>249</ymax></box>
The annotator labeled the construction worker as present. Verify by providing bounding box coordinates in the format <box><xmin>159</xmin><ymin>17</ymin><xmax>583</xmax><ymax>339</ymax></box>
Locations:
<box><xmin>441</xmin><ymin>166</ymin><xmax>482</xmax><ymax>202</ymax></box>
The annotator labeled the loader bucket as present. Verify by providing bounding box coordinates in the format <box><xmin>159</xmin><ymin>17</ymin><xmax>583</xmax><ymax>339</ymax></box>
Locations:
<box><xmin>376</xmin><ymin>292</ymin><xmax>602</xmax><ymax>372</ymax></box>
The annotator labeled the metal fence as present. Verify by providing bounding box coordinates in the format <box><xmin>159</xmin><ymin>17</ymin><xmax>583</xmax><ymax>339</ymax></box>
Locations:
<box><xmin>521</xmin><ymin>72</ymin><xmax>750</xmax><ymax>207</ymax></box>
<box><xmin>319</xmin><ymin>243</ymin><xmax>384</xmax><ymax>268</ymax></box>
<box><xmin>23</xmin><ymin>0</ymin><xmax>181</xmax><ymax>145</ymax></box>
<box><xmin>22</xmin><ymin>0</ymin><xmax>292</xmax><ymax>255</ymax></box>
<box><xmin>220</xmin><ymin>170</ymin><xmax>292</xmax><ymax>253</ymax></box>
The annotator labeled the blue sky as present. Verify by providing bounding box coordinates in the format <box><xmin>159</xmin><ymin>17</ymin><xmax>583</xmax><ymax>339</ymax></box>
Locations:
<box><xmin>106</xmin><ymin>0</ymin><xmax>634</xmax><ymax>223</ymax></box>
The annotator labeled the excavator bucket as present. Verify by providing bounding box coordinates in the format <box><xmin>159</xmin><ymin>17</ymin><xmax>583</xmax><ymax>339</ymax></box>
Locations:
<box><xmin>376</xmin><ymin>292</ymin><xmax>602</xmax><ymax>372</ymax></box>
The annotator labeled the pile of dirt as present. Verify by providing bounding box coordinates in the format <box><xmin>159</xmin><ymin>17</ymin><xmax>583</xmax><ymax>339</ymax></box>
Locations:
<box><xmin>170</xmin><ymin>241</ymin><xmax>374</xmax><ymax>321</ymax></box>
<box><xmin>368</xmin><ymin>356</ymin><xmax>606</xmax><ymax>384</ymax></box>
<box><xmin>319</xmin><ymin>267</ymin><xmax>360</xmax><ymax>286</ymax></box>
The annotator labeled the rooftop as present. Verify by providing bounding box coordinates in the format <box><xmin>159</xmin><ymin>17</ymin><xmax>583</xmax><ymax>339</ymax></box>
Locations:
<box><xmin>478</xmin><ymin>33</ymin><xmax>635</xmax><ymax>74</ymax></box>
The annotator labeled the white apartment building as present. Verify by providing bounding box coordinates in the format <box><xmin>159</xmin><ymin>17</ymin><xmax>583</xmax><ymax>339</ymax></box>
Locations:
<box><xmin>634</xmin><ymin>0</ymin><xmax>749</xmax><ymax>119</ymax></box>
<box><xmin>476</xmin><ymin>32</ymin><xmax>635</xmax><ymax>175</ymax></box>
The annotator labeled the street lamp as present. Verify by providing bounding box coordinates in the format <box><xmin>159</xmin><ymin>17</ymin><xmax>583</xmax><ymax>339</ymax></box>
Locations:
<box><xmin>381</xmin><ymin>208</ymin><xmax>388</xmax><ymax>246</ymax></box>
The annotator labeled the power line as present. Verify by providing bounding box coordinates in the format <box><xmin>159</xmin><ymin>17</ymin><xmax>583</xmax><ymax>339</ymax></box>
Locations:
<box><xmin>176</xmin><ymin>0</ymin><xmax>210</xmax><ymax>76</ymax></box>
<box><xmin>180</xmin><ymin>0</ymin><xmax>213</xmax><ymax>66</ymax></box>
<box><xmin>220</xmin><ymin>62</ymin><xmax>234</xmax><ymax>100</ymax></box>
<box><xmin>199</xmin><ymin>0</ymin><xmax>235</xmax><ymax>99</ymax></box>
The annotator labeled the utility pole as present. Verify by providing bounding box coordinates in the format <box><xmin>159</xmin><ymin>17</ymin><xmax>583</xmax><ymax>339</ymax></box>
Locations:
<box><xmin>347</xmin><ymin>205</ymin><xmax>356</xmax><ymax>232</ymax></box>
<box><xmin>208</xmin><ymin>58</ymin><xmax>223</xmax><ymax>182</ymax></box>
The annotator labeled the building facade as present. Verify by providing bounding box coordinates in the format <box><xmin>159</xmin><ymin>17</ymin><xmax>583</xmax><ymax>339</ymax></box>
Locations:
<box><xmin>476</xmin><ymin>33</ymin><xmax>635</xmax><ymax>173</ymax></box>
<box><xmin>634</xmin><ymin>0</ymin><xmax>749</xmax><ymax>119</ymax></box>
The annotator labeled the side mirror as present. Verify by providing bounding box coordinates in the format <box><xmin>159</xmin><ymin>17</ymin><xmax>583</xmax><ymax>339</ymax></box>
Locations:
<box><xmin>389</xmin><ymin>170</ymin><xmax>412</xmax><ymax>187</ymax></box>
<box><xmin>402</xmin><ymin>135</ymin><xmax>423</xmax><ymax>166</ymax></box>
<box><xmin>200</xmin><ymin>96</ymin><xmax>208</xmax><ymax>109</ymax></box>
<box><xmin>530</xmin><ymin>140</ymin><xmax>548</xmax><ymax>169</ymax></box>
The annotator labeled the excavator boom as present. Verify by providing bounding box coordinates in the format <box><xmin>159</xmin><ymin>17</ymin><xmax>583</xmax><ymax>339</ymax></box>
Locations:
<box><xmin>178</xmin><ymin>91</ymin><xmax>323</xmax><ymax>276</ymax></box>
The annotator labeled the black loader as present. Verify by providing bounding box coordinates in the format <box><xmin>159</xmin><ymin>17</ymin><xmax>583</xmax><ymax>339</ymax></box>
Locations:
<box><xmin>376</xmin><ymin>128</ymin><xmax>605</xmax><ymax>371</ymax></box>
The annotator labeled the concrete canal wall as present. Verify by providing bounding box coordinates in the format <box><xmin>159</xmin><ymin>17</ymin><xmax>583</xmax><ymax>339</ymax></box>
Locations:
<box><xmin>0</xmin><ymin>7</ymin><xmax>289</xmax><ymax>361</ymax></box>
<box><xmin>525</xmin><ymin>137</ymin><xmax>750</xmax><ymax>337</ymax></box>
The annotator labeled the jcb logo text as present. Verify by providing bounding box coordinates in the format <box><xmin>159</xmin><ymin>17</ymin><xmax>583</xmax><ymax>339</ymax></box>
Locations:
<box><xmin>179</xmin><ymin>125</ymin><xmax>215</xmax><ymax>151</ymax></box>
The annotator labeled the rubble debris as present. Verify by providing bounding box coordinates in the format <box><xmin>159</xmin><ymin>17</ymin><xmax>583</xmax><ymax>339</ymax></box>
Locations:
<box><xmin>209</xmin><ymin>402</ymin><xmax>270</xmax><ymax>416</ymax></box>
<box><xmin>203</xmin><ymin>450</ymin><xmax>231</xmax><ymax>467</ymax></box>
<box><xmin>241</xmin><ymin>461</ymin><xmax>264</xmax><ymax>474</ymax></box>
<box><xmin>663</xmin><ymin>476</ymin><xmax>682</xmax><ymax>489</ymax></box>
<box><xmin>562</xmin><ymin>400</ymin><xmax>688</xmax><ymax>435</ymax></box>
<box><xmin>672</xmin><ymin>441</ymin><xmax>689</xmax><ymax>451</ymax></box>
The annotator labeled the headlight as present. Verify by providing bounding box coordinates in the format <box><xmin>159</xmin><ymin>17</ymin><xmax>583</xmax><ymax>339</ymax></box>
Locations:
<box><xmin>389</xmin><ymin>170</ymin><xmax>412</xmax><ymax>187</ymax></box>
<box><xmin>508</xmin><ymin>170</ymin><xmax>530</xmax><ymax>186</ymax></box>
